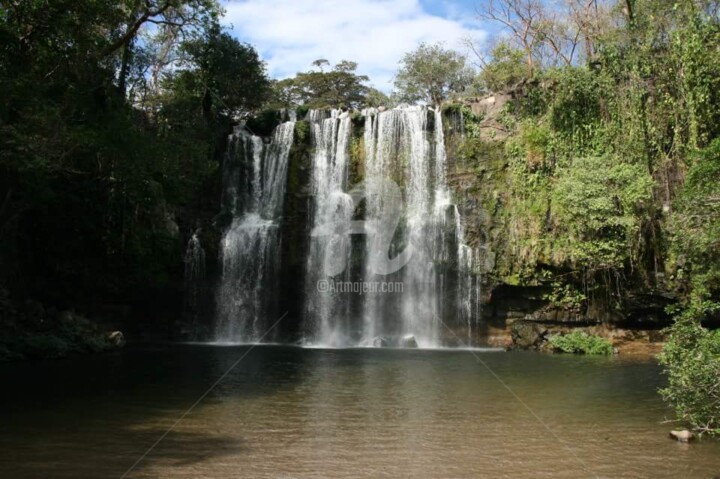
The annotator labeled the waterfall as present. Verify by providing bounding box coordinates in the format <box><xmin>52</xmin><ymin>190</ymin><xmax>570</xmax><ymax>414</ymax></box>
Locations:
<box><xmin>211</xmin><ymin>106</ymin><xmax>480</xmax><ymax>347</ymax></box>
<box><xmin>304</xmin><ymin>109</ymin><xmax>354</xmax><ymax>346</ymax></box>
<box><xmin>183</xmin><ymin>230</ymin><xmax>206</xmax><ymax>323</ymax></box>
<box><xmin>362</xmin><ymin>106</ymin><xmax>444</xmax><ymax>346</ymax></box>
<box><xmin>300</xmin><ymin>105</ymin><xmax>477</xmax><ymax>347</ymax></box>
<box><xmin>215</xmin><ymin>120</ymin><xmax>295</xmax><ymax>342</ymax></box>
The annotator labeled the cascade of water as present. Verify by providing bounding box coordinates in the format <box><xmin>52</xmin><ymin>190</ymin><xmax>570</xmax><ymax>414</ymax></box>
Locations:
<box><xmin>212</xmin><ymin>105</ymin><xmax>479</xmax><ymax>347</ymax></box>
<box><xmin>215</xmin><ymin>121</ymin><xmax>295</xmax><ymax>342</ymax></box>
<box><xmin>183</xmin><ymin>231</ymin><xmax>206</xmax><ymax>320</ymax></box>
<box><xmin>304</xmin><ymin>109</ymin><xmax>353</xmax><ymax>346</ymax></box>
<box><xmin>298</xmin><ymin>105</ymin><xmax>480</xmax><ymax>347</ymax></box>
<box><xmin>359</xmin><ymin>106</ymin><xmax>446</xmax><ymax>347</ymax></box>
<box><xmin>458</xmin><ymin>244</ymin><xmax>475</xmax><ymax>343</ymax></box>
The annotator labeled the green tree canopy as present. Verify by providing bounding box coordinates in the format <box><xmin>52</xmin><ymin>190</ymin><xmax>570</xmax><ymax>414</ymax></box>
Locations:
<box><xmin>393</xmin><ymin>42</ymin><xmax>475</xmax><ymax>105</ymax></box>
<box><xmin>0</xmin><ymin>0</ymin><xmax>270</xmax><ymax>306</ymax></box>
<box><xmin>164</xmin><ymin>24</ymin><xmax>271</xmax><ymax>120</ymax></box>
<box><xmin>478</xmin><ymin>41</ymin><xmax>527</xmax><ymax>92</ymax></box>
<box><xmin>272</xmin><ymin>60</ymin><xmax>376</xmax><ymax>109</ymax></box>
<box><xmin>552</xmin><ymin>155</ymin><xmax>654</xmax><ymax>271</ymax></box>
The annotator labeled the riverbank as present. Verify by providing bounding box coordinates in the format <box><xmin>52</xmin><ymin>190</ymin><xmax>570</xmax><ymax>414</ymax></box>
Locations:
<box><xmin>0</xmin><ymin>290</ymin><xmax>124</xmax><ymax>361</ymax></box>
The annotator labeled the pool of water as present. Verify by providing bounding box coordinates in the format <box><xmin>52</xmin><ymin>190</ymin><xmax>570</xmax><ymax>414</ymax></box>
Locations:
<box><xmin>1</xmin><ymin>344</ymin><xmax>718</xmax><ymax>478</ymax></box>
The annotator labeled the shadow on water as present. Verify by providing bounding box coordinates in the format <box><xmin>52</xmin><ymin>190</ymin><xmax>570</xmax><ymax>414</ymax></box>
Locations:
<box><xmin>0</xmin><ymin>343</ymin><xmax>310</xmax><ymax>478</ymax></box>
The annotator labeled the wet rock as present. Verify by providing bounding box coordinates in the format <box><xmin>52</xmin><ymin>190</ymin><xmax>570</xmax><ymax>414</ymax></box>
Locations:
<box><xmin>510</xmin><ymin>320</ymin><xmax>547</xmax><ymax>350</ymax></box>
<box><xmin>372</xmin><ymin>336</ymin><xmax>388</xmax><ymax>347</ymax></box>
<box><xmin>107</xmin><ymin>331</ymin><xmax>126</xmax><ymax>348</ymax></box>
<box><xmin>400</xmin><ymin>335</ymin><xmax>418</xmax><ymax>348</ymax></box>
<box><xmin>669</xmin><ymin>430</ymin><xmax>694</xmax><ymax>443</ymax></box>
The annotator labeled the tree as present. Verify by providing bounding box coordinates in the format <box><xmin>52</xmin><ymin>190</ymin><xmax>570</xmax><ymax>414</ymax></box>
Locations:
<box><xmin>104</xmin><ymin>0</ymin><xmax>220</xmax><ymax>93</ymax></box>
<box><xmin>271</xmin><ymin>60</ymin><xmax>372</xmax><ymax>109</ymax></box>
<box><xmin>365</xmin><ymin>87</ymin><xmax>392</xmax><ymax>107</ymax></box>
<box><xmin>659</xmin><ymin>317</ymin><xmax>720</xmax><ymax>436</ymax></box>
<box><xmin>393</xmin><ymin>42</ymin><xmax>475</xmax><ymax>105</ymax></box>
<box><xmin>477</xmin><ymin>0</ymin><xmax>546</xmax><ymax>76</ymax></box>
<box><xmin>477</xmin><ymin>40</ymin><xmax>527</xmax><ymax>91</ymax></box>
<box><xmin>474</xmin><ymin>0</ymin><xmax>612</xmax><ymax>73</ymax></box>
<box><xmin>175</xmin><ymin>24</ymin><xmax>271</xmax><ymax>120</ymax></box>
<box><xmin>0</xmin><ymin>0</ymin><xmax>272</xmax><ymax>313</ymax></box>
<box><xmin>552</xmin><ymin>155</ymin><xmax>654</xmax><ymax>273</ymax></box>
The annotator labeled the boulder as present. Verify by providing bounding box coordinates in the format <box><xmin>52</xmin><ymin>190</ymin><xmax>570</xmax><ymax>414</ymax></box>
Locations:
<box><xmin>669</xmin><ymin>430</ymin><xmax>694</xmax><ymax>443</ymax></box>
<box><xmin>107</xmin><ymin>331</ymin><xmax>126</xmax><ymax>348</ymax></box>
<box><xmin>372</xmin><ymin>336</ymin><xmax>388</xmax><ymax>347</ymax></box>
<box><xmin>400</xmin><ymin>334</ymin><xmax>418</xmax><ymax>348</ymax></box>
<box><xmin>510</xmin><ymin>321</ymin><xmax>547</xmax><ymax>350</ymax></box>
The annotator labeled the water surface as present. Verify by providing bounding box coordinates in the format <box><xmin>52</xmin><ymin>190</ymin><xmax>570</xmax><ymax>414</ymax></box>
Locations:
<box><xmin>1</xmin><ymin>345</ymin><xmax>718</xmax><ymax>478</ymax></box>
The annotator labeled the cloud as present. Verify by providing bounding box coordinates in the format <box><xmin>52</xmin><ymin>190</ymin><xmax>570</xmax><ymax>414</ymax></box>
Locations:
<box><xmin>222</xmin><ymin>0</ymin><xmax>487</xmax><ymax>91</ymax></box>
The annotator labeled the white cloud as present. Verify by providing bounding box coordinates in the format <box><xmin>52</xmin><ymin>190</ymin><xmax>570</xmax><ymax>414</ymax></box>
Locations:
<box><xmin>222</xmin><ymin>0</ymin><xmax>486</xmax><ymax>92</ymax></box>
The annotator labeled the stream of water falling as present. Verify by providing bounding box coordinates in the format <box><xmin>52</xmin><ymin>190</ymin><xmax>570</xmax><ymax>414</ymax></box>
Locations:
<box><xmin>215</xmin><ymin>107</ymin><xmax>480</xmax><ymax>346</ymax></box>
<box><xmin>301</xmin><ymin>106</ymin><xmax>478</xmax><ymax>347</ymax></box>
<box><xmin>215</xmin><ymin>120</ymin><xmax>295</xmax><ymax>342</ymax></box>
<box><xmin>303</xmin><ymin>109</ymin><xmax>354</xmax><ymax>346</ymax></box>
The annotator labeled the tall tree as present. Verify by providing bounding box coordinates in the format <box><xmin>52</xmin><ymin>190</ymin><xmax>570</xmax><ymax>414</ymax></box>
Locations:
<box><xmin>477</xmin><ymin>0</ymin><xmax>545</xmax><ymax>76</ymax></box>
<box><xmin>393</xmin><ymin>42</ymin><xmax>475</xmax><ymax>105</ymax></box>
<box><xmin>272</xmin><ymin>60</ymin><xmax>372</xmax><ymax>109</ymax></box>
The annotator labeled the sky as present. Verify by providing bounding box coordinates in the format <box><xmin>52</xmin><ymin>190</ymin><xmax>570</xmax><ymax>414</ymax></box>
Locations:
<box><xmin>221</xmin><ymin>0</ymin><xmax>490</xmax><ymax>92</ymax></box>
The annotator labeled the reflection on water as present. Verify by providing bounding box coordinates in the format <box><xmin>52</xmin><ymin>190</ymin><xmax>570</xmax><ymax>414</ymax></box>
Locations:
<box><xmin>0</xmin><ymin>345</ymin><xmax>719</xmax><ymax>478</ymax></box>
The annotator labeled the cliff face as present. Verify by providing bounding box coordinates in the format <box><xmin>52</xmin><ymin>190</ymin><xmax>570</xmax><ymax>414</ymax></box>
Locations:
<box><xmin>279</xmin><ymin>120</ymin><xmax>313</xmax><ymax>339</ymax></box>
<box><xmin>188</xmin><ymin>103</ymin><xmax>677</xmax><ymax>348</ymax></box>
<box><xmin>442</xmin><ymin>95</ymin><xmax>675</xmax><ymax>348</ymax></box>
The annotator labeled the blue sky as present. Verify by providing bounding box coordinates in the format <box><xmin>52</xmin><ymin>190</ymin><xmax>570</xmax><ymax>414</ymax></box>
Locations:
<box><xmin>221</xmin><ymin>0</ymin><xmax>491</xmax><ymax>92</ymax></box>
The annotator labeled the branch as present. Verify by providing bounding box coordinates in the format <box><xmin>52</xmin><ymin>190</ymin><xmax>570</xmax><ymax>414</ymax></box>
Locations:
<box><xmin>101</xmin><ymin>1</ymin><xmax>173</xmax><ymax>57</ymax></box>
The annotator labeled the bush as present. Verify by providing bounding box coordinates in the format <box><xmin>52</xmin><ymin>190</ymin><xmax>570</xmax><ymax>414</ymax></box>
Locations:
<box><xmin>658</xmin><ymin>317</ymin><xmax>720</xmax><ymax>436</ymax></box>
<box><xmin>549</xmin><ymin>331</ymin><xmax>614</xmax><ymax>355</ymax></box>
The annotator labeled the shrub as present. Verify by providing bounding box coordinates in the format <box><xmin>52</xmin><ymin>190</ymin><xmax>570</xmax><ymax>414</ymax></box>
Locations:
<box><xmin>658</xmin><ymin>317</ymin><xmax>720</xmax><ymax>436</ymax></box>
<box><xmin>549</xmin><ymin>331</ymin><xmax>614</xmax><ymax>355</ymax></box>
<box><xmin>245</xmin><ymin>109</ymin><xmax>282</xmax><ymax>137</ymax></box>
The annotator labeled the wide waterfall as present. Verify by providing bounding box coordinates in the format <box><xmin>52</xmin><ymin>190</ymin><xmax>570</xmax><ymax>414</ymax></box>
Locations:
<box><xmin>214</xmin><ymin>106</ymin><xmax>479</xmax><ymax>347</ymax></box>
<box><xmin>215</xmin><ymin>120</ymin><xmax>295</xmax><ymax>342</ymax></box>
<box><xmin>301</xmin><ymin>105</ymin><xmax>477</xmax><ymax>347</ymax></box>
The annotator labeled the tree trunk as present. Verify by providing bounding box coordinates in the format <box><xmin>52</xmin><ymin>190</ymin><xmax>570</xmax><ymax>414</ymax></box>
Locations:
<box><xmin>118</xmin><ymin>41</ymin><xmax>132</xmax><ymax>95</ymax></box>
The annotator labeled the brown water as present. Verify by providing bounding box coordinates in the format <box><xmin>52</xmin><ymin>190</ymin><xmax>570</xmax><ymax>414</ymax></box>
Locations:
<box><xmin>0</xmin><ymin>344</ymin><xmax>718</xmax><ymax>478</ymax></box>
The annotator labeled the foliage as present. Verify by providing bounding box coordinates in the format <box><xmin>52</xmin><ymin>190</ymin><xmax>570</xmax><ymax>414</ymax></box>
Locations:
<box><xmin>393</xmin><ymin>42</ymin><xmax>476</xmax><ymax>105</ymax></box>
<box><xmin>175</xmin><ymin>25</ymin><xmax>272</xmax><ymax>119</ymax></box>
<box><xmin>365</xmin><ymin>87</ymin><xmax>393</xmax><ymax>108</ymax></box>
<box><xmin>552</xmin><ymin>156</ymin><xmax>654</xmax><ymax>270</ymax></box>
<box><xmin>0</xmin><ymin>0</ymin><xmax>269</xmax><ymax>312</ymax></box>
<box><xmin>659</xmin><ymin>316</ymin><xmax>720</xmax><ymax>435</ymax></box>
<box><xmin>272</xmin><ymin>60</ymin><xmax>376</xmax><ymax>109</ymax></box>
<box><xmin>660</xmin><ymin>139</ymin><xmax>720</xmax><ymax>436</ymax></box>
<box><xmin>459</xmin><ymin>0</ymin><xmax>720</xmax><ymax>429</ymax></box>
<box><xmin>443</xmin><ymin>103</ymin><xmax>483</xmax><ymax>139</ymax></box>
<box><xmin>668</xmin><ymin>139</ymin><xmax>720</xmax><ymax>306</ymax></box>
<box><xmin>549</xmin><ymin>331</ymin><xmax>614</xmax><ymax>355</ymax></box>
<box><xmin>543</xmin><ymin>282</ymin><xmax>586</xmax><ymax>310</ymax></box>
<box><xmin>478</xmin><ymin>41</ymin><xmax>528</xmax><ymax>92</ymax></box>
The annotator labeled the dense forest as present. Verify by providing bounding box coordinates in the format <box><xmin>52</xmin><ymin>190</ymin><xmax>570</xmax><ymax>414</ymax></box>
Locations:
<box><xmin>0</xmin><ymin>0</ymin><xmax>718</xmax><ymax>434</ymax></box>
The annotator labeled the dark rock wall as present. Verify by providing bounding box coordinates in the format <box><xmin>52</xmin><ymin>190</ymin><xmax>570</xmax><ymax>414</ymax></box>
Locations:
<box><xmin>442</xmin><ymin>100</ymin><xmax>675</xmax><ymax>345</ymax></box>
